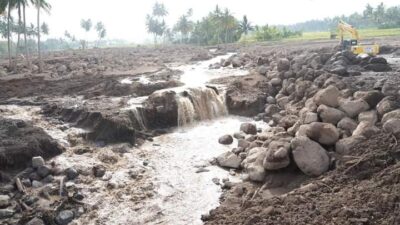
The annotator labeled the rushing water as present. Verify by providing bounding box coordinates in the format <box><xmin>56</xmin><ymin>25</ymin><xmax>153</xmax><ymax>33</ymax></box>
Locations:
<box><xmin>2</xmin><ymin>52</ymin><xmax>260</xmax><ymax>225</ymax></box>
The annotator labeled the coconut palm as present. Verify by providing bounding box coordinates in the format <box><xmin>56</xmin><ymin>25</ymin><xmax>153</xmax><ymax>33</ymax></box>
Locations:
<box><xmin>239</xmin><ymin>15</ymin><xmax>253</xmax><ymax>35</ymax></box>
<box><xmin>1</xmin><ymin>0</ymin><xmax>16</xmax><ymax>70</ymax></box>
<box><xmin>21</xmin><ymin>0</ymin><xmax>30</xmax><ymax>67</ymax></box>
<box><xmin>31</xmin><ymin>0</ymin><xmax>51</xmax><ymax>73</ymax></box>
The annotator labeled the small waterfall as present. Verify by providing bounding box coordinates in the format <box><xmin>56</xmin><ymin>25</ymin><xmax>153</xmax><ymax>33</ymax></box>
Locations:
<box><xmin>176</xmin><ymin>87</ymin><xmax>228</xmax><ymax>126</ymax></box>
<box><xmin>131</xmin><ymin>107</ymin><xmax>147</xmax><ymax>130</ymax></box>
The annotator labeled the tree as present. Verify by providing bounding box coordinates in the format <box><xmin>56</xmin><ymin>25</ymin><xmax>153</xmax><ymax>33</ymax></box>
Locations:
<box><xmin>174</xmin><ymin>9</ymin><xmax>194</xmax><ymax>43</ymax></box>
<box><xmin>146</xmin><ymin>2</ymin><xmax>168</xmax><ymax>45</ymax></box>
<box><xmin>95</xmin><ymin>21</ymin><xmax>106</xmax><ymax>47</ymax></box>
<box><xmin>40</xmin><ymin>22</ymin><xmax>48</xmax><ymax>35</ymax></box>
<box><xmin>21</xmin><ymin>0</ymin><xmax>30</xmax><ymax>67</ymax></box>
<box><xmin>31</xmin><ymin>0</ymin><xmax>51</xmax><ymax>73</ymax></box>
<box><xmin>2</xmin><ymin>0</ymin><xmax>16</xmax><ymax>70</ymax></box>
<box><xmin>80</xmin><ymin>19</ymin><xmax>92</xmax><ymax>49</ymax></box>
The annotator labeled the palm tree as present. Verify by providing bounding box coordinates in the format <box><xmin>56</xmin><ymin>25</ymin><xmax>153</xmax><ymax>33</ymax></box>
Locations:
<box><xmin>1</xmin><ymin>0</ymin><xmax>16</xmax><ymax>70</ymax></box>
<box><xmin>239</xmin><ymin>15</ymin><xmax>253</xmax><ymax>35</ymax></box>
<box><xmin>21</xmin><ymin>0</ymin><xmax>30</xmax><ymax>68</ymax></box>
<box><xmin>31</xmin><ymin>0</ymin><xmax>51</xmax><ymax>73</ymax></box>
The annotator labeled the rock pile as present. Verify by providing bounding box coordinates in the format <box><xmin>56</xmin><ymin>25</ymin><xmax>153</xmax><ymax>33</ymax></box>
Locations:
<box><xmin>217</xmin><ymin>47</ymin><xmax>400</xmax><ymax>181</ymax></box>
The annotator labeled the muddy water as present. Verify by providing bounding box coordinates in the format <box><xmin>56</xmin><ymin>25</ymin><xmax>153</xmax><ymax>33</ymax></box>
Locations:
<box><xmin>2</xmin><ymin>53</ymin><xmax>262</xmax><ymax>225</ymax></box>
<box><xmin>141</xmin><ymin>117</ymin><xmax>265</xmax><ymax>225</ymax></box>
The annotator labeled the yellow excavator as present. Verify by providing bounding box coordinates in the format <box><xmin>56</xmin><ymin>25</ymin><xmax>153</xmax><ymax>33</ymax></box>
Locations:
<box><xmin>337</xmin><ymin>20</ymin><xmax>380</xmax><ymax>55</ymax></box>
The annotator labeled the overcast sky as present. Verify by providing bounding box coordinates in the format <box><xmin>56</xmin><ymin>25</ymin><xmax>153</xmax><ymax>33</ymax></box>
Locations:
<box><xmin>18</xmin><ymin>0</ymin><xmax>400</xmax><ymax>43</ymax></box>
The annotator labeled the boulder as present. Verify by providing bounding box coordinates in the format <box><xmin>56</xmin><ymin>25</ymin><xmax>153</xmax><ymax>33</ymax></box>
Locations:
<box><xmin>26</xmin><ymin>218</ymin><xmax>45</xmax><ymax>225</ymax></box>
<box><xmin>317</xmin><ymin>105</ymin><xmax>345</xmax><ymax>125</ymax></box>
<box><xmin>37</xmin><ymin>165</ymin><xmax>51</xmax><ymax>178</ymax></box>
<box><xmin>303</xmin><ymin>112</ymin><xmax>319</xmax><ymax>124</ymax></box>
<box><xmin>337</xmin><ymin>117</ymin><xmax>358</xmax><ymax>134</ymax></box>
<box><xmin>233</xmin><ymin>132</ymin><xmax>245</xmax><ymax>140</ymax></box>
<box><xmin>382</xmin><ymin>109</ymin><xmax>400</xmax><ymax>124</ymax></box>
<box><xmin>360</xmin><ymin>91</ymin><xmax>384</xmax><ymax>108</ymax></box>
<box><xmin>353</xmin><ymin>121</ymin><xmax>380</xmax><ymax>138</ymax></box>
<box><xmin>263</xmin><ymin>141</ymin><xmax>291</xmax><ymax>170</ymax></box>
<box><xmin>32</xmin><ymin>156</ymin><xmax>45</xmax><ymax>169</ymax></box>
<box><xmin>266</xmin><ymin>96</ymin><xmax>276</xmax><ymax>104</ymax></box>
<box><xmin>377</xmin><ymin>97</ymin><xmax>399</xmax><ymax>117</ymax></box>
<box><xmin>313</xmin><ymin>85</ymin><xmax>340</xmax><ymax>107</ymax></box>
<box><xmin>339</xmin><ymin>98</ymin><xmax>370</xmax><ymax>118</ymax></box>
<box><xmin>279</xmin><ymin>115</ymin><xmax>299</xmax><ymax>130</ymax></box>
<box><xmin>258</xmin><ymin>66</ymin><xmax>268</xmax><ymax>75</ymax></box>
<box><xmin>382</xmin><ymin>82</ymin><xmax>398</xmax><ymax>96</ymax></box>
<box><xmin>0</xmin><ymin>195</ymin><xmax>10</xmax><ymax>208</ymax></box>
<box><xmin>270</xmin><ymin>78</ymin><xmax>282</xmax><ymax>86</ymax></box>
<box><xmin>358</xmin><ymin>110</ymin><xmax>378</xmax><ymax>125</ymax></box>
<box><xmin>265</xmin><ymin>104</ymin><xmax>280</xmax><ymax>117</ymax></box>
<box><xmin>242</xmin><ymin>147</ymin><xmax>266</xmax><ymax>182</ymax></box>
<box><xmin>277</xmin><ymin>58</ymin><xmax>290</xmax><ymax>72</ymax></box>
<box><xmin>55</xmin><ymin>210</ymin><xmax>74</xmax><ymax>225</ymax></box>
<box><xmin>306</xmin><ymin>122</ymin><xmax>339</xmax><ymax>145</ymax></box>
<box><xmin>240</xmin><ymin>123</ymin><xmax>257</xmax><ymax>135</ymax></box>
<box><xmin>231</xmin><ymin>57</ymin><xmax>242</xmax><ymax>68</ymax></box>
<box><xmin>335</xmin><ymin>135</ymin><xmax>366</xmax><ymax>155</ymax></box>
<box><xmin>383</xmin><ymin>119</ymin><xmax>400</xmax><ymax>137</ymax></box>
<box><xmin>291</xmin><ymin>137</ymin><xmax>330</xmax><ymax>176</ymax></box>
<box><xmin>217</xmin><ymin>152</ymin><xmax>242</xmax><ymax>169</ymax></box>
<box><xmin>364</xmin><ymin>63</ymin><xmax>391</xmax><ymax>72</ymax></box>
<box><xmin>218</xmin><ymin>135</ymin><xmax>234</xmax><ymax>145</ymax></box>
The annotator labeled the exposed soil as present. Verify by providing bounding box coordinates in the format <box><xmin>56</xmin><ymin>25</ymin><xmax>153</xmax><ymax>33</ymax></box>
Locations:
<box><xmin>205</xmin><ymin>132</ymin><xmax>400</xmax><ymax>225</ymax></box>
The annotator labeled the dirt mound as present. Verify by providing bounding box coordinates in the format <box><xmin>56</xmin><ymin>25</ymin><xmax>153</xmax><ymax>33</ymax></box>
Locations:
<box><xmin>205</xmin><ymin>132</ymin><xmax>400</xmax><ymax>224</ymax></box>
<box><xmin>0</xmin><ymin>117</ymin><xmax>64</xmax><ymax>171</ymax></box>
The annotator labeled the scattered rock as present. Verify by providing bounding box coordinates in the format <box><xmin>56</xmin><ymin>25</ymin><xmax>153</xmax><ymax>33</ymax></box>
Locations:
<box><xmin>218</xmin><ymin>135</ymin><xmax>234</xmax><ymax>145</ymax></box>
<box><xmin>26</xmin><ymin>217</ymin><xmax>45</xmax><ymax>225</ymax></box>
<box><xmin>317</xmin><ymin>105</ymin><xmax>345</xmax><ymax>125</ymax></box>
<box><xmin>358</xmin><ymin>110</ymin><xmax>378</xmax><ymax>125</ymax></box>
<box><xmin>337</xmin><ymin>117</ymin><xmax>358</xmax><ymax>134</ymax></box>
<box><xmin>240</xmin><ymin>123</ymin><xmax>257</xmax><ymax>135</ymax></box>
<box><xmin>291</xmin><ymin>136</ymin><xmax>330</xmax><ymax>176</ymax></box>
<box><xmin>313</xmin><ymin>85</ymin><xmax>340</xmax><ymax>107</ymax></box>
<box><xmin>377</xmin><ymin>97</ymin><xmax>399</xmax><ymax>117</ymax></box>
<box><xmin>383</xmin><ymin>118</ymin><xmax>400</xmax><ymax>137</ymax></box>
<box><xmin>263</xmin><ymin>141</ymin><xmax>291</xmax><ymax>170</ymax></box>
<box><xmin>353</xmin><ymin>121</ymin><xmax>380</xmax><ymax>138</ymax></box>
<box><xmin>306</xmin><ymin>122</ymin><xmax>339</xmax><ymax>145</ymax></box>
<box><xmin>339</xmin><ymin>98</ymin><xmax>370</xmax><ymax>118</ymax></box>
<box><xmin>32</xmin><ymin>156</ymin><xmax>45</xmax><ymax>169</ymax></box>
<box><xmin>217</xmin><ymin>152</ymin><xmax>242</xmax><ymax>169</ymax></box>
<box><xmin>0</xmin><ymin>208</ymin><xmax>14</xmax><ymax>219</ymax></box>
<box><xmin>37</xmin><ymin>165</ymin><xmax>51</xmax><ymax>178</ymax></box>
<box><xmin>65</xmin><ymin>167</ymin><xmax>79</xmax><ymax>180</ymax></box>
<box><xmin>335</xmin><ymin>135</ymin><xmax>366</xmax><ymax>155</ymax></box>
<box><xmin>55</xmin><ymin>210</ymin><xmax>74</xmax><ymax>225</ymax></box>
<box><xmin>93</xmin><ymin>165</ymin><xmax>106</xmax><ymax>178</ymax></box>
<box><xmin>277</xmin><ymin>58</ymin><xmax>290</xmax><ymax>72</ymax></box>
<box><xmin>382</xmin><ymin>109</ymin><xmax>400</xmax><ymax>124</ymax></box>
<box><xmin>0</xmin><ymin>195</ymin><xmax>10</xmax><ymax>208</ymax></box>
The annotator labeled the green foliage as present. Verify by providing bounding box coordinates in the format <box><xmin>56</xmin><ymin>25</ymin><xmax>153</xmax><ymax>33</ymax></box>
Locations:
<box><xmin>287</xmin><ymin>3</ymin><xmax>400</xmax><ymax>32</ymax></box>
<box><xmin>173</xmin><ymin>9</ymin><xmax>194</xmax><ymax>43</ymax></box>
<box><xmin>40</xmin><ymin>22</ymin><xmax>48</xmax><ymax>35</ymax></box>
<box><xmin>253</xmin><ymin>25</ymin><xmax>301</xmax><ymax>41</ymax></box>
<box><xmin>80</xmin><ymin>19</ymin><xmax>92</xmax><ymax>32</ymax></box>
<box><xmin>95</xmin><ymin>21</ymin><xmax>106</xmax><ymax>40</ymax></box>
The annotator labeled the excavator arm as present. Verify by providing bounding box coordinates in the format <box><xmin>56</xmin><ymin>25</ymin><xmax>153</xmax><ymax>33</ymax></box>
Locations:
<box><xmin>338</xmin><ymin>20</ymin><xmax>360</xmax><ymax>42</ymax></box>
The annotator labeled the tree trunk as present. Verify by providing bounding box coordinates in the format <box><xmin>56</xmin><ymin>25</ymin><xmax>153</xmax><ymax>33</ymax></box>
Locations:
<box><xmin>37</xmin><ymin>5</ymin><xmax>42</xmax><ymax>73</ymax></box>
<box><xmin>16</xmin><ymin>3</ymin><xmax>21</xmax><ymax>59</ymax></box>
<box><xmin>7</xmin><ymin>4</ymin><xmax>12</xmax><ymax>70</ymax></box>
<box><xmin>23</xmin><ymin>4</ymin><xmax>30</xmax><ymax>68</ymax></box>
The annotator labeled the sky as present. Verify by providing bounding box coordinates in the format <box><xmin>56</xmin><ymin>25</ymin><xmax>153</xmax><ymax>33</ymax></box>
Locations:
<box><xmin>18</xmin><ymin>0</ymin><xmax>400</xmax><ymax>43</ymax></box>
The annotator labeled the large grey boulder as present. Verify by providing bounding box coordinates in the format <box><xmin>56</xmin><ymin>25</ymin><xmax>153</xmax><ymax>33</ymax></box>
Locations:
<box><xmin>339</xmin><ymin>98</ymin><xmax>370</xmax><ymax>118</ymax></box>
<box><xmin>377</xmin><ymin>97</ymin><xmax>399</xmax><ymax>117</ymax></box>
<box><xmin>32</xmin><ymin>156</ymin><xmax>45</xmax><ymax>169</ymax></box>
<box><xmin>353</xmin><ymin>121</ymin><xmax>380</xmax><ymax>138</ymax></box>
<box><xmin>242</xmin><ymin>147</ymin><xmax>266</xmax><ymax>182</ymax></box>
<box><xmin>217</xmin><ymin>152</ymin><xmax>242</xmax><ymax>169</ymax></box>
<box><xmin>263</xmin><ymin>141</ymin><xmax>291</xmax><ymax>170</ymax></box>
<box><xmin>358</xmin><ymin>110</ymin><xmax>378</xmax><ymax>125</ymax></box>
<box><xmin>240</xmin><ymin>123</ymin><xmax>257</xmax><ymax>135</ymax></box>
<box><xmin>382</xmin><ymin>109</ymin><xmax>400</xmax><ymax>124</ymax></box>
<box><xmin>335</xmin><ymin>135</ymin><xmax>366</xmax><ymax>155</ymax></box>
<box><xmin>306</xmin><ymin>122</ymin><xmax>339</xmax><ymax>145</ymax></box>
<box><xmin>55</xmin><ymin>210</ymin><xmax>74</xmax><ymax>225</ymax></box>
<box><xmin>218</xmin><ymin>135</ymin><xmax>233</xmax><ymax>145</ymax></box>
<box><xmin>291</xmin><ymin>137</ymin><xmax>330</xmax><ymax>176</ymax></box>
<box><xmin>317</xmin><ymin>105</ymin><xmax>345</xmax><ymax>125</ymax></box>
<box><xmin>302</xmin><ymin>112</ymin><xmax>319</xmax><ymax>124</ymax></box>
<box><xmin>383</xmin><ymin>118</ymin><xmax>400</xmax><ymax>137</ymax></box>
<box><xmin>313</xmin><ymin>85</ymin><xmax>340</xmax><ymax>107</ymax></box>
<box><xmin>359</xmin><ymin>90</ymin><xmax>384</xmax><ymax>108</ymax></box>
<box><xmin>277</xmin><ymin>58</ymin><xmax>290</xmax><ymax>72</ymax></box>
<box><xmin>337</xmin><ymin>117</ymin><xmax>358</xmax><ymax>134</ymax></box>
<box><xmin>0</xmin><ymin>195</ymin><xmax>10</xmax><ymax>208</ymax></box>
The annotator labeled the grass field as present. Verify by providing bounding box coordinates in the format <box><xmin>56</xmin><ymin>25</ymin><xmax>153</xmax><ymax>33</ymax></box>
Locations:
<box><xmin>286</xmin><ymin>27</ymin><xmax>400</xmax><ymax>41</ymax></box>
